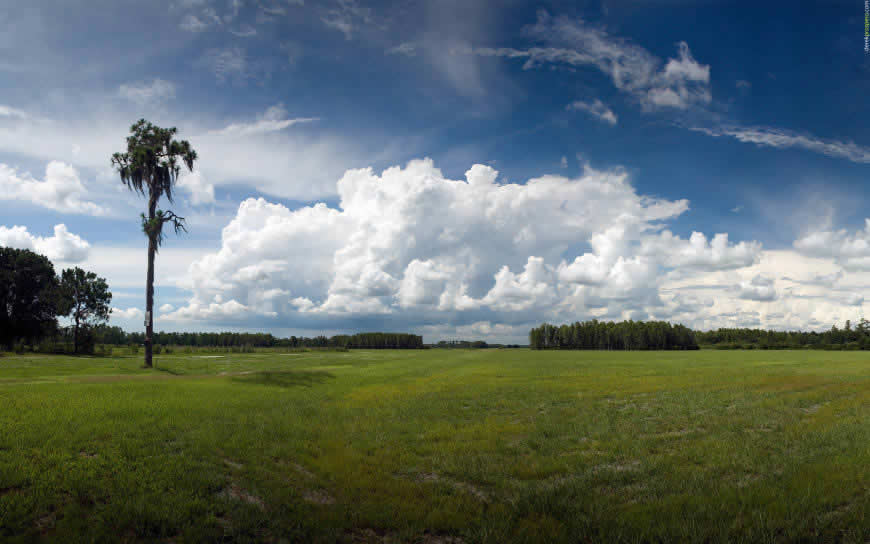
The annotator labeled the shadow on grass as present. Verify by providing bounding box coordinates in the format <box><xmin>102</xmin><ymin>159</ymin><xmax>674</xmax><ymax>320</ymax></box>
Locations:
<box><xmin>231</xmin><ymin>370</ymin><xmax>335</xmax><ymax>388</ymax></box>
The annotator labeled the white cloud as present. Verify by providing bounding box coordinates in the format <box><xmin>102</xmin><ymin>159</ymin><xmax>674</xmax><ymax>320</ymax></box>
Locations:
<box><xmin>794</xmin><ymin>219</ymin><xmax>870</xmax><ymax>270</ymax></box>
<box><xmin>691</xmin><ymin>126</ymin><xmax>870</xmax><ymax>164</ymax></box>
<box><xmin>159</xmin><ymin>303</ymin><xmax>175</xmax><ymax>313</ymax></box>
<box><xmin>81</xmin><ymin>245</ymin><xmax>211</xmax><ymax>289</ymax></box>
<box><xmin>0</xmin><ymin>105</ymin><xmax>27</xmax><ymax>119</ymax></box>
<box><xmin>112</xmin><ymin>307</ymin><xmax>144</xmax><ymax>320</ymax></box>
<box><xmin>659</xmin><ymin>250</ymin><xmax>870</xmax><ymax>332</ymax></box>
<box><xmin>0</xmin><ymin>224</ymin><xmax>90</xmax><ymax>263</ymax></box>
<box><xmin>165</xmin><ymin>299</ymin><xmax>251</xmax><ymax>321</ymax></box>
<box><xmin>640</xmin><ymin>231</ymin><xmax>761</xmax><ymax>270</ymax></box>
<box><xmin>209</xmin><ymin>104</ymin><xmax>318</xmax><ymax>137</ymax></box>
<box><xmin>560</xmin><ymin>155</ymin><xmax>568</xmax><ymax>168</ymax></box>
<box><xmin>0</xmin><ymin>161</ymin><xmax>106</xmax><ymax>216</ymax></box>
<box><xmin>0</xmin><ymin>104</ymin><xmax>366</xmax><ymax>202</ymax></box>
<box><xmin>567</xmin><ymin>99</ymin><xmax>618</xmax><ymax>125</ymax></box>
<box><xmin>483</xmin><ymin>257</ymin><xmax>556</xmax><ymax>312</ymax></box>
<box><xmin>118</xmin><ymin>79</ymin><xmax>176</xmax><ymax>105</ymax></box>
<box><xmin>457</xmin><ymin>12</ymin><xmax>868</xmax><ymax>167</ymax></box>
<box><xmin>176</xmin><ymin>169</ymin><xmax>215</xmax><ymax>205</ymax></box>
<box><xmin>465</xmin><ymin>12</ymin><xmax>711</xmax><ymax>111</ymax></box>
<box><xmin>737</xmin><ymin>274</ymin><xmax>777</xmax><ymax>301</ymax></box>
<box><xmin>169</xmin><ymin>159</ymin><xmax>764</xmax><ymax>333</ymax></box>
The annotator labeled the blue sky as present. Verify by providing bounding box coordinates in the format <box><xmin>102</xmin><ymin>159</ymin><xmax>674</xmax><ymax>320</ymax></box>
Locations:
<box><xmin>1</xmin><ymin>0</ymin><xmax>869</xmax><ymax>342</ymax></box>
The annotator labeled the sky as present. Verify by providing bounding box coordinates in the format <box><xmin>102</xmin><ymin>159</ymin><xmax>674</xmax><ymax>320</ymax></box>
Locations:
<box><xmin>1</xmin><ymin>0</ymin><xmax>870</xmax><ymax>343</ymax></box>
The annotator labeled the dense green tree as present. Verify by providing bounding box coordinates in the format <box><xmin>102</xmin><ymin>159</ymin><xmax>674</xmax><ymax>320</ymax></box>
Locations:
<box><xmin>59</xmin><ymin>267</ymin><xmax>113</xmax><ymax>354</ymax></box>
<box><xmin>529</xmin><ymin>319</ymin><xmax>699</xmax><ymax>350</ymax></box>
<box><xmin>0</xmin><ymin>247</ymin><xmax>62</xmax><ymax>348</ymax></box>
<box><xmin>112</xmin><ymin>119</ymin><xmax>197</xmax><ymax>368</ymax></box>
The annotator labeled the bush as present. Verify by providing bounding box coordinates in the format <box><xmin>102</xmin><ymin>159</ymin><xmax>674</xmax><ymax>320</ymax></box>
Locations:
<box><xmin>130</xmin><ymin>344</ymin><xmax>139</xmax><ymax>355</ymax></box>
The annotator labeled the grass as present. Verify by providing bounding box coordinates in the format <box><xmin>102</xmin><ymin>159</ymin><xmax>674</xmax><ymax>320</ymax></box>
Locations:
<box><xmin>0</xmin><ymin>349</ymin><xmax>868</xmax><ymax>542</ymax></box>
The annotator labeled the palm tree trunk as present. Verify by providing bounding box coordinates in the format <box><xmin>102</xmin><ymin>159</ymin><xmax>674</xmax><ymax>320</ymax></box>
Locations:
<box><xmin>144</xmin><ymin>238</ymin><xmax>155</xmax><ymax>367</ymax></box>
<box><xmin>144</xmin><ymin>196</ymin><xmax>158</xmax><ymax>368</ymax></box>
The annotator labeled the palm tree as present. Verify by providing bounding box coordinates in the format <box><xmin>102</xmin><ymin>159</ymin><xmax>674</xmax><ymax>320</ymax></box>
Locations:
<box><xmin>112</xmin><ymin>119</ymin><xmax>197</xmax><ymax>368</ymax></box>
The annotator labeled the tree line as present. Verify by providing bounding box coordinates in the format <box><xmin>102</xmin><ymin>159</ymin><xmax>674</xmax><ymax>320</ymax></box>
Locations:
<box><xmin>92</xmin><ymin>326</ymin><xmax>424</xmax><ymax>350</ymax></box>
<box><xmin>696</xmin><ymin>319</ymin><xmax>870</xmax><ymax>350</ymax></box>
<box><xmin>1</xmin><ymin>247</ymin><xmax>111</xmax><ymax>353</ymax></box>
<box><xmin>529</xmin><ymin>320</ymin><xmax>699</xmax><ymax>350</ymax></box>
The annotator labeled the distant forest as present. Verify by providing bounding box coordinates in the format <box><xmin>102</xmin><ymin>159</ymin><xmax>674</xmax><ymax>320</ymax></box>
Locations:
<box><xmin>530</xmin><ymin>318</ymin><xmax>870</xmax><ymax>350</ymax></box>
<box><xmin>94</xmin><ymin>326</ymin><xmax>424</xmax><ymax>350</ymax></box>
<box><xmin>529</xmin><ymin>320</ymin><xmax>699</xmax><ymax>350</ymax></box>
<box><xmin>695</xmin><ymin>319</ymin><xmax>870</xmax><ymax>350</ymax></box>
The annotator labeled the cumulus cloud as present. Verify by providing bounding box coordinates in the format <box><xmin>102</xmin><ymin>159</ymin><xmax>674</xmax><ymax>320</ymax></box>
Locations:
<box><xmin>0</xmin><ymin>224</ymin><xmax>90</xmax><ymax>262</ymax></box>
<box><xmin>793</xmin><ymin>219</ymin><xmax>870</xmax><ymax>270</ymax></box>
<box><xmin>0</xmin><ymin>161</ymin><xmax>106</xmax><ymax>215</ymax></box>
<box><xmin>567</xmin><ymin>99</ymin><xmax>617</xmax><ymax>125</ymax></box>
<box><xmin>165</xmin><ymin>299</ymin><xmax>252</xmax><ymax>321</ymax></box>
<box><xmin>169</xmin><ymin>159</ymin><xmax>762</xmax><ymax>332</ymax></box>
<box><xmin>659</xmin><ymin>249</ymin><xmax>868</xmax><ymax>333</ymax></box>
<box><xmin>737</xmin><ymin>275</ymin><xmax>777</xmax><ymax>301</ymax></box>
<box><xmin>118</xmin><ymin>79</ymin><xmax>176</xmax><ymax>105</ymax></box>
<box><xmin>640</xmin><ymin>231</ymin><xmax>761</xmax><ymax>270</ymax></box>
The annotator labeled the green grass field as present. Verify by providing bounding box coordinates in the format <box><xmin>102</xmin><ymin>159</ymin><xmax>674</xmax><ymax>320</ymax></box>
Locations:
<box><xmin>0</xmin><ymin>349</ymin><xmax>868</xmax><ymax>543</ymax></box>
